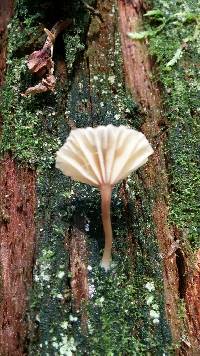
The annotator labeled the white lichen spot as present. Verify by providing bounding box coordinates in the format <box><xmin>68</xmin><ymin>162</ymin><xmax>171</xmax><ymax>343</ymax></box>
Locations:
<box><xmin>114</xmin><ymin>114</ymin><xmax>121</xmax><ymax>120</ymax></box>
<box><xmin>41</xmin><ymin>272</ymin><xmax>50</xmax><ymax>282</ymax></box>
<box><xmin>108</xmin><ymin>75</ymin><xmax>115</xmax><ymax>84</ymax></box>
<box><xmin>36</xmin><ymin>110</ymin><xmax>43</xmax><ymax>115</ymax></box>
<box><xmin>57</xmin><ymin>271</ymin><xmax>65</xmax><ymax>279</ymax></box>
<box><xmin>145</xmin><ymin>281</ymin><xmax>155</xmax><ymax>292</ymax></box>
<box><xmin>87</xmin><ymin>265</ymin><xmax>92</xmax><ymax>271</ymax></box>
<box><xmin>52</xmin><ymin>341</ymin><xmax>59</xmax><ymax>349</ymax></box>
<box><xmin>85</xmin><ymin>223</ymin><xmax>90</xmax><ymax>232</ymax></box>
<box><xmin>61</xmin><ymin>321</ymin><xmax>69</xmax><ymax>330</ymax></box>
<box><xmin>69</xmin><ymin>315</ymin><xmax>78</xmax><ymax>322</ymax></box>
<box><xmin>146</xmin><ymin>295</ymin><xmax>154</xmax><ymax>306</ymax></box>
<box><xmin>150</xmin><ymin>310</ymin><xmax>160</xmax><ymax>319</ymax></box>
<box><xmin>88</xmin><ymin>321</ymin><xmax>94</xmax><ymax>334</ymax></box>
<box><xmin>78</xmin><ymin>82</ymin><xmax>83</xmax><ymax>90</ymax></box>
<box><xmin>35</xmin><ymin>314</ymin><xmax>40</xmax><ymax>322</ymax></box>
<box><xmin>95</xmin><ymin>296</ymin><xmax>105</xmax><ymax>307</ymax></box>
<box><xmin>93</xmin><ymin>75</ymin><xmax>98</xmax><ymax>81</ymax></box>
<box><xmin>89</xmin><ymin>283</ymin><xmax>95</xmax><ymax>298</ymax></box>
<box><xmin>59</xmin><ymin>336</ymin><xmax>76</xmax><ymax>355</ymax></box>
<box><xmin>153</xmin><ymin>318</ymin><xmax>160</xmax><ymax>324</ymax></box>
<box><xmin>152</xmin><ymin>303</ymin><xmax>159</xmax><ymax>310</ymax></box>
<box><xmin>100</xmin><ymin>102</ymin><xmax>104</xmax><ymax>107</ymax></box>
<box><xmin>34</xmin><ymin>274</ymin><xmax>40</xmax><ymax>282</ymax></box>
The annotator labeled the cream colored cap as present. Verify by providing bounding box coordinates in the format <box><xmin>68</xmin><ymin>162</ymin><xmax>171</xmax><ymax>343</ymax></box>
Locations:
<box><xmin>56</xmin><ymin>124</ymin><xmax>153</xmax><ymax>186</ymax></box>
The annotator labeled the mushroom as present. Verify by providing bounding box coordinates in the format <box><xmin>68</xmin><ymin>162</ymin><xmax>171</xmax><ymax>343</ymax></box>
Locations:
<box><xmin>56</xmin><ymin>124</ymin><xmax>153</xmax><ymax>271</ymax></box>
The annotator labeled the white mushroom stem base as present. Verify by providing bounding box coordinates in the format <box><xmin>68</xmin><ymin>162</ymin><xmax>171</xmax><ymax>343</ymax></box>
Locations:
<box><xmin>100</xmin><ymin>184</ymin><xmax>112</xmax><ymax>271</ymax></box>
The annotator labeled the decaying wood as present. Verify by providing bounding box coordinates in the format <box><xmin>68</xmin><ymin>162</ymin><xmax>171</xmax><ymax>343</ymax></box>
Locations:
<box><xmin>0</xmin><ymin>2</ymin><xmax>38</xmax><ymax>355</ymax></box>
<box><xmin>118</xmin><ymin>0</ymin><xmax>200</xmax><ymax>353</ymax></box>
<box><xmin>119</xmin><ymin>181</ymin><xmax>136</xmax><ymax>268</ymax></box>
<box><xmin>0</xmin><ymin>0</ymin><xmax>14</xmax><ymax>139</ymax></box>
<box><xmin>185</xmin><ymin>249</ymin><xmax>200</xmax><ymax>353</ymax></box>
<box><xmin>118</xmin><ymin>0</ymin><xmax>181</xmax><ymax>346</ymax></box>
<box><xmin>0</xmin><ymin>0</ymin><xmax>13</xmax><ymax>86</ymax></box>
<box><xmin>0</xmin><ymin>156</ymin><xmax>36</xmax><ymax>355</ymax></box>
<box><xmin>66</xmin><ymin>216</ymin><xmax>88</xmax><ymax>333</ymax></box>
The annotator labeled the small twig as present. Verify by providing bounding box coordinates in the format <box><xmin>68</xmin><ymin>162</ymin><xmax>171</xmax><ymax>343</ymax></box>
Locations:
<box><xmin>82</xmin><ymin>1</ymin><xmax>104</xmax><ymax>23</ymax></box>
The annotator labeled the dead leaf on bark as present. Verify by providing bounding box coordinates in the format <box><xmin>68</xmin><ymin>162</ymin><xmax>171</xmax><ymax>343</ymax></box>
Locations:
<box><xmin>27</xmin><ymin>48</ymin><xmax>54</xmax><ymax>77</ymax></box>
<box><xmin>22</xmin><ymin>74</ymin><xmax>56</xmax><ymax>96</ymax></box>
<box><xmin>22</xmin><ymin>20</ymin><xmax>71</xmax><ymax>96</ymax></box>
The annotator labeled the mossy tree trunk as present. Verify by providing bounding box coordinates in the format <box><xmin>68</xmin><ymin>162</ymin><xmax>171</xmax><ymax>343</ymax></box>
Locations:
<box><xmin>0</xmin><ymin>0</ymin><xmax>199</xmax><ymax>355</ymax></box>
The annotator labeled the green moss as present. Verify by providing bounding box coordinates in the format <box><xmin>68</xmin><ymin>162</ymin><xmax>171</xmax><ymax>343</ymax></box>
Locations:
<box><xmin>144</xmin><ymin>0</ymin><xmax>200</xmax><ymax>247</ymax></box>
<box><xmin>87</xmin><ymin>271</ymin><xmax>165</xmax><ymax>354</ymax></box>
<box><xmin>0</xmin><ymin>0</ymin><xmax>93</xmax><ymax>167</ymax></box>
<box><xmin>0</xmin><ymin>15</ymin><xmax>61</xmax><ymax>168</ymax></box>
<box><xmin>84</xmin><ymin>178</ymin><xmax>172</xmax><ymax>355</ymax></box>
<box><xmin>29</xmin><ymin>169</ymin><xmax>75</xmax><ymax>355</ymax></box>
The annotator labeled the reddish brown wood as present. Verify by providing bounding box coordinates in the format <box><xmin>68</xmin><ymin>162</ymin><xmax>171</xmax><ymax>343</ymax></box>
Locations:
<box><xmin>185</xmin><ymin>249</ymin><xmax>200</xmax><ymax>353</ymax></box>
<box><xmin>0</xmin><ymin>0</ymin><xmax>14</xmax><ymax>139</ymax></box>
<box><xmin>69</xmin><ymin>226</ymin><xmax>88</xmax><ymax>333</ymax></box>
<box><xmin>118</xmin><ymin>1</ymin><xmax>200</xmax><ymax>353</ymax></box>
<box><xmin>0</xmin><ymin>0</ymin><xmax>14</xmax><ymax>86</ymax></box>
<box><xmin>118</xmin><ymin>0</ymin><xmax>180</xmax><ymax>345</ymax></box>
<box><xmin>0</xmin><ymin>3</ymin><xmax>36</xmax><ymax>354</ymax></box>
<box><xmin>0</xmin><ymin>156</ymin><xmax>36</xmax><ymax>355</ymax></box>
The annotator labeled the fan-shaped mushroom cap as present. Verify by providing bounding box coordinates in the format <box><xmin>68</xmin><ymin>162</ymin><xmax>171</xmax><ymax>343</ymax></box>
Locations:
<box><xmin>56</xmin><ymin>124</ymin><xmax>153</xmax><ymax>185</ymax></box>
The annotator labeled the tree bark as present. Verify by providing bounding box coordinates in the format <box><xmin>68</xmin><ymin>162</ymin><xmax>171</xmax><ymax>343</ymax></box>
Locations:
<box><xmin>0</xmin><ymin>0</ymin><xmax>199</xmax><ymax>354</ymax></box>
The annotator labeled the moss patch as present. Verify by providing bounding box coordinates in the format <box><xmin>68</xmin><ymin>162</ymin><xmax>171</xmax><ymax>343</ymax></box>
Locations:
<box><xmin>144</xmin><ymin>0</ymin><xmax>200</xmax><ymax>247</ymax></box>
<box><xmin>0</xmin><ymin>15</ymin><xmax>61</xmax><ymax>167</ymax></box>
<box><xmin>84</xmin><ymin>178</ymin><xmax>172</xmax><ymax>355</ymax></box>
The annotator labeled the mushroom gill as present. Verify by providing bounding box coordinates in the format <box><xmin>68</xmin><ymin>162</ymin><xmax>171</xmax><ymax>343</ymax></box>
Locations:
<box><xmin>56</xmin><ymin>124</ymin><xmax>153</xmax><ymax>271</ymax></box>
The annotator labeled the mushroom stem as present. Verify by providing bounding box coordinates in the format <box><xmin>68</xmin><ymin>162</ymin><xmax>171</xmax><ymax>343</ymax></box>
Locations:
<box><xmin>100</xmin><ymin>184</ymin><xmax>112</xmax><ymax>271</ymax></box>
